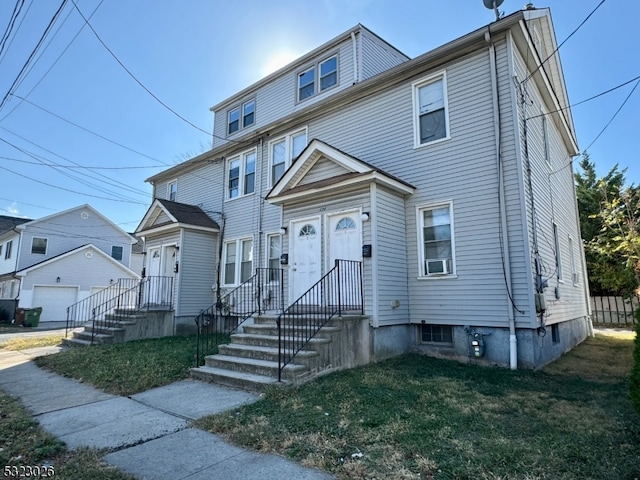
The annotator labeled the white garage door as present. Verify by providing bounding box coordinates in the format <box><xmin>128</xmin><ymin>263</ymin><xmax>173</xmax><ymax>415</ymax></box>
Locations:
<box><xmin>32</xmin><ymin>286</ymin><xmax>79</xmax><ymax>322</ymax></box>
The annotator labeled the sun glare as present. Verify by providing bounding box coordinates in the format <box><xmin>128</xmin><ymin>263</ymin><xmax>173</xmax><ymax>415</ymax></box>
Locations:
<box><xmin>262</xmin><ymin>50</ymin><xmax>299</xmax><ymax>77</ymax></box>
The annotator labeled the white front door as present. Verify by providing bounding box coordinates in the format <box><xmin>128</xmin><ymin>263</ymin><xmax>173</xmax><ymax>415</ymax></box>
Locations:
<box><xmin>290</xmin><ymin>218</ymin><xmax>321</xmax><ymax>302</ymax></box>
<box><xmin>328</xmin><ymin>212</ymin><xmax>362</xmax><ymax>265</ymax></box>
<box><xmin>148</xmin><ymin>248</ymin><xmax>161</xmax><ymax>276</ymax></box>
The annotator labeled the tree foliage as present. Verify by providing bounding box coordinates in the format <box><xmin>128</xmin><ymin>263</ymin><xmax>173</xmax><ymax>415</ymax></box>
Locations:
<box><xmin>575</xmin><ymin>155</ymin><xmax>639</xmax><ymax>296</ymax></box>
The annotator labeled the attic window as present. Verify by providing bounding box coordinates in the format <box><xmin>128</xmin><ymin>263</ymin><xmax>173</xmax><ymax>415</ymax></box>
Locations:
<box><xmin>31</xmin><ymin>237</ymin><xmax>47</xmax><ymax>255</ymax></box>
<box><xmin>297</xmin><ymin>55</ymin><xmax>338</xmax><ymax>102</ymax></box>
<box><xmin>228</xmin><ymin>99</ymin><xmax>256</xmax><ymax>136</ymax></box>
<box><xmin>111</xmin><ymin>246</ymin><xmax>124</xmax><ymax>261</ymax></box>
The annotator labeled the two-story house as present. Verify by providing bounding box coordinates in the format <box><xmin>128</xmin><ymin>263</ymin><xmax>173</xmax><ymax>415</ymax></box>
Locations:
<box><xmin>0</xmin><ymin>204</ymin><xmax>139</xmax><ymax>323</ymax></box>
<box><xmin>136</xmin><ymin>7</ymin><xmax>590</xmax><ymax>372</ymax></box>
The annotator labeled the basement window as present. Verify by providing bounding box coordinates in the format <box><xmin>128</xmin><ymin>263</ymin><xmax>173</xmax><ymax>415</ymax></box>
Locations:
<box><xmin>551</xmin><ymin>323</ymin><xmax>560</xmax><ymax>343</ymax></box>
<box><xmin>420</xmin><ymin>324</ymin><xmax>453</xmax><ymax>344</ymax></box>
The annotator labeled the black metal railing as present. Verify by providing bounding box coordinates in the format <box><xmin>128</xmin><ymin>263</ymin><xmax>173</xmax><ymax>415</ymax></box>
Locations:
<box><xmin>65</xmin><ymin>276</ymin><xmax>174</xmax><ymax>341</ymax></box>
<box><xmin>195</xmin><ymin>268</ymin><xmax>284</xmax><ymax>366</ymax></box>
<box><xmin>277</xmin><ymin>259</ymin><xmax>363</xmax><ymax>381</ymax></box>
<box><xmin>89</xmin><ymin>276</ymin><xmax>174</xmax><ymax>344</ymax></box>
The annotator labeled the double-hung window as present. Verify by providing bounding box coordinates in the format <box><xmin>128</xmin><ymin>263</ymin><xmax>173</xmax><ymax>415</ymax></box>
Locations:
<box><xmin>270</xmin><ymin>128</ymin><xmax>307</xmax><ymax>186</ymax></box>
<box><xmin>553</xmin><ymin>223</ymin><xmax>563</xmax><ymax>281</ymax></box>
<box><xmin>223</xmin><ymin>238</ymin><xmax>253</xmax><ymax>285</ymax></box>
<box><xmin>413</xmin><ymin>72</ymin><xmax>449</xmax><ymax>147</ymax></box>
<box><xmin>418</xmin><ymin>203</ymin><xmax>455</xmax><ymax>277</ymax></box>
<box><xmin>111</xmin><ymin>246</ymin><xmax>123</xmax><ymax>261</ymax></box>
<box><xmin>266</xmin><ymin>234</ymin><xmax>281</xmax><ymax>282</ymax></box>
<box><xmin>168</xmin><ymin>180</ymin><xmax>177</xmax><ymax>201</ymax></box>
<box><xmin>4</xmin><ymin>240</ymin><xmax>11</xmax><ymax>259</ymax></box>
<box><xmin>227</xmin><ymin>149</ymin><xmax>256</xmax><ymax>199</ymax></box>
<box><xmin>297</xmin><ymin>55</ymin><xmax>338</xmax><ymax>102</ymax></box>
<box><xmin>31</xmin><ymin>237</ymin><xmax>47</xmax><ymax>255</ymax></box>
<box><xmin>228</xmin><ymin>99</ymin><xmax>256</xmax><ymax>135</ymax></box>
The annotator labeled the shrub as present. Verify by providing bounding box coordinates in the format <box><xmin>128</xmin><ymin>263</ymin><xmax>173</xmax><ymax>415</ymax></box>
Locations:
<box><xmin>630</xmin><ymin>311</ymin><xmax>640</xmax><ymax>414</ymax></box>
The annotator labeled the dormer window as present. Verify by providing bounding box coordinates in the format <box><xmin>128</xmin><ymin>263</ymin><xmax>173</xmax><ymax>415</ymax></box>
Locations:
<box><xmin>297</xmin><ymin>55</ymin><xmax>338</xmax><ymax>102</ymax></box>
<box><xmin>227</xmin><ymin>99</ymin><xmax>255</xmax><ymax>136</ymax></box>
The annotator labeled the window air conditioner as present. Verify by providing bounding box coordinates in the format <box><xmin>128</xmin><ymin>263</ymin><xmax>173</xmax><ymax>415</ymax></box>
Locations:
<box><xmin>426</xmin><ymin>259</ymin><xmax>449</xmax><ymax>275</ymax></box>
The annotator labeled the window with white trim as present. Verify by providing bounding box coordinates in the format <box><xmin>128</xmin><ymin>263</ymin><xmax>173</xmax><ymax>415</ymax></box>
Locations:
<box><xmin>111</xmin><ymin>246</ymin><xmax>123</xmax><ymax>261</ymax></box>
<box><xmin>4</xmin><ymin>240</ymin><xmax>11</xmax><ymax>259</ymax></box>
<box><xmin>553</xmin><ymin>223</ymin><xmax>563</xmax><ymax>281</ymax></box>
<box><xmin>413</xmin><ymin>72</ymin><xmax>449</xmax><ymax>146</ymax></box>
<box><xmin>222</xmin><ymin>238</ymin><xmax>253</xmax><ymax>285</ymax></box>
<box><xmin>542</xmin><ymin>110</ymin><xmax>551</xmax><ymax>167</ymax></box>
<box><xmin>297</xmin><ymin>55</ymin><xmax>338</xmax><ymax>102</ymax></box>
<box><xmin>228</xmin><ymin>99</ymin><xmax>255</xmax><ymax>135</ymax></box>
<box><xmin>31</xmin><ymin>237</ymin><xmax>47</xmax><ymax>255</ymax></box>
<box><xmin>168</xmin><ymin>180</ymin><xmax>177</xmax><ymax>201</ymax></box>
<box><xmin>568</xmin><ymin>235</ymin><xmax>578</xmax><ymax>284</ymax></box>
<box><xmin>227</xmin><ymin>149</ymin><xmax>256</xmax><ymax>199</ymax></box>
<box><xmin>269</xmin><ymin>128</ymin><xmax>307</xmax><ymax>186</ymax></box>
<box><xmin>418</xmin><ymin>203</ymin><xmax>455</xmax><ymax>277</ymax></box>
<box><xmin>0</xmin><ymin>244</ymin><xmax>3</xmax><ymax>258</ymax></box>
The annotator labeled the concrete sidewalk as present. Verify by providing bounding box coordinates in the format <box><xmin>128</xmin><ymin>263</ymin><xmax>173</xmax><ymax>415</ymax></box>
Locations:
<box><xmin>0</xmin><ymin>347</ymin><xmax>333</xmax><ymax>480</ymax></box>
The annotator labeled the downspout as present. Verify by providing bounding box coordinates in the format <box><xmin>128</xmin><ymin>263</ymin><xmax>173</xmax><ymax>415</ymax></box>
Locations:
<box><xmin>487</xmin><ymin>29</ymin><xmax>517</xmax><ymax>369</ymax></box>
<box><xmin>351</xmin><ymin>32</ymin><xmax>358</xmax><ymax>84</ymax></box>
<box><xmin>257</xmin><ymin>137</ymin><xmax>264</xmax><ymax>269</ymax></box>
<box><xmin>11</xmin><ymin>227</ymin><xmax>22</xmax><ymax>314</ymax></box>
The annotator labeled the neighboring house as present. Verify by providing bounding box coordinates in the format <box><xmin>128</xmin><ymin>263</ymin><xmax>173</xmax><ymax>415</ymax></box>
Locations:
<box><xmin>0</xmin><ymin>205</ymin><xmax>139</xmax><ymax>322</ymax></box>
<box><xmin>136</xmin><ymin>7</ymin><xmax>590</xmax><ymax>369</ymax></box>
<box><xmin>130</xmin><ymin>235</ymin><xmax>145</xmax><ymax>276</ymax></box>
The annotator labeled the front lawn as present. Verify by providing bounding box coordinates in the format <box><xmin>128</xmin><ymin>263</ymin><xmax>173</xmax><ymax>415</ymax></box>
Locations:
<box><xmin>196</xmin><ymin>333</ymin><xmax>640</xmax><ymax>479</ymax></box>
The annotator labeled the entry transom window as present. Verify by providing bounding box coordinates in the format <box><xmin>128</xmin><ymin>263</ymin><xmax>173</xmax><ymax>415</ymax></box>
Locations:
<box><xmin>335</xmin><ymin>217</ymin><xmax>356</xmax><ymax>230</ymax></box>
<box><xmin>223</xmin><ymin>238</ymin><xmax>253</xmax><ymax>285</ymax></box>
<box><xmin>413</xmin><ymin>72</ymin><xmax>449</xmax><ymax>147</ymax></box>
<box><xmin>299</xmin><ymin>224</ymin><xmax>317</xmax><ymax>236</ymax></box>
<box><xmin>269</xmin><ymin>128</ymin><xmax>307</xmax><ymax>186</ymax></box>
<box><xmin>31</xmin><ymin>237</ymin><xmax>47</xmax><ymax>255</ymax></box>
<box><xmin>418</xmin><ymin>203</ymin><xmax>455</xmax><ymax>277</ymax></box>
<box><xmin>297</xmin><ymin>55</ymin><xmax>338</xmax><ymax>102</ymax></box>
<box><xmin>227</xmin><ymin>149</ymin><xmax>256</xmax><ymax>199</ymax></box>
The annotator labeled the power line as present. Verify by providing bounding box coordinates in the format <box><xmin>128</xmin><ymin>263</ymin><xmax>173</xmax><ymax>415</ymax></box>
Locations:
<box><xmin>69</xmin><ymin>0</ymin><xmax>213</xmax><ymax>138</ymax></box>
<box><xmin>0</xmin><ymin>0</ymin><xmax>25</xmax><ymax>61</ymax></box>
<box><xmin>9</xmin><ymin>94</ymin><xmax>171</xmax><ymax>166</ymax></box>
<box><xmin>0</xmin><ymin>0</ymin><xmax>69</xmax><ymax>112</ymax></box>
<box><xmin>0</xmin><ymin>155</ymin><xmax>161</xmax><ymax>170</ymax></box>
<box><xmin>522</xmin><ymin>0</ymin><xmax>606</xmax><ymax>85</ymax></box>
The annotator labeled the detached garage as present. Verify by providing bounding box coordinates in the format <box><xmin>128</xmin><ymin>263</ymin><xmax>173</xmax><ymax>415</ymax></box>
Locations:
<box><xmin>15</xmin><ymin>244</ymin><xmax>139</xmax><ymax>323</ymax></box>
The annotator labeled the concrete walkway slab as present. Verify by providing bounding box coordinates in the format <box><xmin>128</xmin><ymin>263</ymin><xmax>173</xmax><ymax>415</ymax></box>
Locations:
<box><xmin>37</xmin><ymin>396</ymin><xmax>188</xmax><ymax>450</ymax></box>
<box><xmin>105</xmin><ymin>428</ymin><xmax>333</xmax><ymax>480</ymax></box>
<box><xmin>131</xmin><ymin>379</ymin><xmax>259</xmax><ymax>419</ymax></box>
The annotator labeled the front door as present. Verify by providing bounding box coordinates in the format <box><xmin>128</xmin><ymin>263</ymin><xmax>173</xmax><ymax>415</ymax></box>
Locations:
<box><xmin>290</xmin><ymin>218</ymin><xmax>321</xmax><ymax>302</ymax></box>
<box><xmin>328</xmin><ymin>212</ymin><xmax>362</xmax><ymax>308</ymax></box>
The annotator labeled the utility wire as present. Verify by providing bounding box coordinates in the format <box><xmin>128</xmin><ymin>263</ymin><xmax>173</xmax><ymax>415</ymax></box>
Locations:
<box><xmin>69</xmin><ymin>0</ymin><xmax>214</xmax><ymax>138</ymax></box>
<box><xmin>522</xmin><ymin>0</ymin><xmax>606</xmax><ymax>85</ymax></box>
<box><xmin>0</xmin><ymin>0</ymin><xmax>25</xmax><ymax>61</ymax></box>
<box><xmin>0</xmin><ymin>0</ymin><xmax>68</xmax><ymax>112</ymax></box>
<box><xmin>0</xmin><ymin>156</ymin><xmax>160</xmax><ymax>170</ymax></box>
<box><xmin>9</xmin><ymin>94</ymin><xmax>171</xmax><ymax>166</ymax></box>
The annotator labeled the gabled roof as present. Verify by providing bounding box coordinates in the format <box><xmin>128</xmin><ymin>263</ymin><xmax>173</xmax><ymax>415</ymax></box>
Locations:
<box><xmin>0</xmin><ymin>215</ymin><xmax>31</xmax><ymax>236</ymax></box>
<box><xmin>136</xmin><ymin>199</ymin><xmax>220</xmax><ymax>236</ymax></box>
<box><xmin>15</xmin><ymin>204</ymin><xmax>136</xmax><ymax>244</ymax></box>
<box><xmin>15</xmin><ymin>244</ymin><xmax>140</xmax><ymax>278</ymax></box>
<box><xmin>266</xmin><ymin>139</ymin><xmax>414</xmax><ymax>205</ymax></box>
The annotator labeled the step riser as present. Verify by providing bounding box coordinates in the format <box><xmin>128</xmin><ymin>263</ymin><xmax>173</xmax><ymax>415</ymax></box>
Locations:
<box><xmin>69</xmin><ymin>332</ymin><xmax>113</xmax><ymax>345</ymax></box>
<box><xmin>230</xmin><ymin>333</ymin><xmax>331</xmax><ymax>349</ymax></box>
<box><xmin>204</xmin><ymin>357</ymin><xmax>303</xmax><ymax>381</ymax></box>
<box><xmin>190</xmin><ymin>368</ymin><xmax>274</xmax><ymax>392</ymax></box>
<box><xmin>217</xmin><ymin>344</ymin><xmax>319</xmax><ymax>366</ymax></box>
<box><xmin>243</xmin><ymin>324</ymin><xmax>339</xmax><ymax>337</ymax></box>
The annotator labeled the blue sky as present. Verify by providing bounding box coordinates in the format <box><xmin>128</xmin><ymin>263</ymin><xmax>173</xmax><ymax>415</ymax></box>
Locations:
<box><xmin>0</xmin><ymin>0</ymin><xmax>637</xmax><ymax>229</ymax></box>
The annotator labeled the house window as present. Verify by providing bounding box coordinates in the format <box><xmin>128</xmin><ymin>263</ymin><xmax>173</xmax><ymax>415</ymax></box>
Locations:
<box><xmin>266</xmin><ymin>234</ymin><xmax>281</xmax><ymax>281</ymax></box>
<box><xmin>418</xmin><ymin>203</ymin><xmax>454</xmax><ymax>277</ymax></box>
<box><xmin>168</xmin><ymin>180</ymin><xmax>177</xmax><ymax>201</ymax></box>
<box><xmin>0</xmin><ymin>244</ymin><xmax>3</xmax><ymax>257</ymax></box>
<box><xmin>551</xmin><ymin>323</ymin><xmax>560</xmax><ymax>343</ymax></box>
<box><xmin>542</xmin><ymin>111</ymin><xmax>551</xmax><ymax>167</ymax></box>
<box><xmin>4</xmin><ymin>240</ymin><xmax>11</xmax><ymax>259</ymax></box>
<box><xmin>269</xmin><ymin>128</ymin><xmax>308</xmax><ymax>186</ymax></box>
<box><xmin>297</xmin><ymin>55</ymin><xmax>338</xmax><ymax>102</ymax></box>
<box><xmin>568</xmin><ymin>235</ymin><xmax>578</xmax><ymax>284</ymax></box>
<box><xmin>223</xmin><ymin>238</ymin><xmax>253</xmax><ymax>285</ymax></box>
<box><xmin>31</xmin><ymin>237</ymin><xmax>47</xmax><ymax>255</ymax></box>
<box><xmin>553</xmin><ymin>223</ymin><xmax>563</xmax><ymax>281</ymax></box>
<box><xmin>421</xmin><ymin>324</ymin><xmax>453</xmax><ymax>344</ymax></box>
<box><xmin>413</xmin><ymin>72</ymin><xmax>449</xmax><ymax>146</ymax></box>
<box><xmin>227</xmin><ymin>149</ymin><xmax>256</xmax><ymax>199</ymax></box>
<box><xmin>111</xmin><ymin>246</ymin><xmax>123</xmax><ymax>261</ymax></box>
<box><xmin>228</xmin><ymin>99</ymin><xmax>255</xmax><ymax>135</ymax></box>
<box><xmin>228</xmin><ymin>107</ymin><xmax>240</xmax><ymax>135</ymax></box>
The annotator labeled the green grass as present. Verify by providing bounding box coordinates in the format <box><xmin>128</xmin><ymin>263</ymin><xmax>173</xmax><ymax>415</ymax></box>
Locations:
<box><xmin>0</xmin><ymin>391</ymin><xmax>133</xmax><ymax>480</ymax></box>
<box><xmin>196</xmin><ymin>334</ymin><xmax>640</xmax><ymax>480</ymax></box>
<box><xmin>35</xmin><ymin>335</ymin><xmax>198</xmax><ymax>396</ymax></box>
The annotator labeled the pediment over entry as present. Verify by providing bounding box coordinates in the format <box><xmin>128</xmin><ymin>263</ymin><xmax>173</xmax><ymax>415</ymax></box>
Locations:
<box><xmin>266</xmin><ymin>139</ymin><xmax>414</xmax><ymax>205</ymax></box>
<box><xmin>135</xmin><ymin>199</ymin><xmax>219</xmax><ymax>237</ymax></box>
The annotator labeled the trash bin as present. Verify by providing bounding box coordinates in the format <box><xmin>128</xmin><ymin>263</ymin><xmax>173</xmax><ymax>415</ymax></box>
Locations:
<box><xmin>23</xmin><ymin>307</ymin><xmax>42</xmax><ymax>328</ymax></box>
<box><xmin>14</xmin><ymin>308</ymin><xmax>25</xmax><ymax>326</ymax></box>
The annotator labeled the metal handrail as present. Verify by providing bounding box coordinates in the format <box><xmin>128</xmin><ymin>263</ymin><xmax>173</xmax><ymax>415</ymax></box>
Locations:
<box><xmin>194</xmin><ymin>268</ymin><xmax>284</xmax><ymax>366</ymax></box>
<box><xmin>277</xmin><ymin>259</ymin><xmax>363</xmax><ymax>381</ymax></box>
